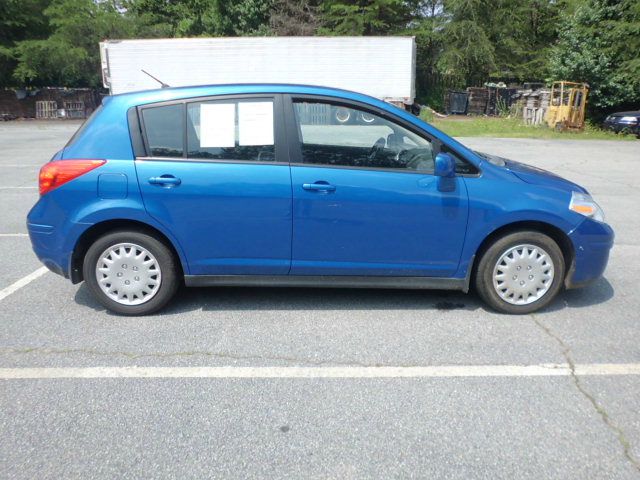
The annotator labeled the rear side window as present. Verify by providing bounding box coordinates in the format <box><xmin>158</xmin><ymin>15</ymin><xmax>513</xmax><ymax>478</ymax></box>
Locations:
<box><xmin>141</xmin><ymin>104</ymin><xmax>184</xmax><ymax>157</ymax></box>
<box><xmin>186</xmin><ymin>99</ymin><xmax>275</xmax><ymax>162</ymax></box>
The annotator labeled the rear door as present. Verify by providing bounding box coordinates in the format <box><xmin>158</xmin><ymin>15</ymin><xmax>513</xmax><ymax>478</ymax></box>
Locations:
<box><xmin>134</xmin><ymin>94</ymin><xmax>292</xmax><ymax>275</ymax></box>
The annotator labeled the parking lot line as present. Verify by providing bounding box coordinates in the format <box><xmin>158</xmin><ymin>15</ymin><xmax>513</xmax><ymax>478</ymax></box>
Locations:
<box><xmin>2</xmin><ymin>363</ymin><xmax>640</xmax><ymax>379</ymax></box>
<box><xmin>0</xmin><ymin>233</ymin><xmax>28</xmax><ymax>237</ymax></box>
<box><xmin>0</xmin><ymin>266</ymin><xmax>48</xmax><ymax>302</ymax></box>
<box><xmin>0</xmin><ymin>186</ymin><xmax>37</xmax><ymax>189</ymax></box>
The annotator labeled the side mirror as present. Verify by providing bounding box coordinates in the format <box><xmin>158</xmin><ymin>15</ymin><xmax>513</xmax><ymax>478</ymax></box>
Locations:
<box><xmin>434</xmin><ymin>152</ymin><xmax>455</xmax><ymax>178</ymax></box>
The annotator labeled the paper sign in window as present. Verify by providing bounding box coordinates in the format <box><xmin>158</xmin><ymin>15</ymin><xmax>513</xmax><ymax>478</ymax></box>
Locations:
<box><xmin>238</xmin><ymin>102</ymin><xmax>274</xmax><ymax>146</ymax></box>
<box><xmin>200</xmin><ymin>103</ymin><xmax>235</xmax><ymax>148</ymax></box>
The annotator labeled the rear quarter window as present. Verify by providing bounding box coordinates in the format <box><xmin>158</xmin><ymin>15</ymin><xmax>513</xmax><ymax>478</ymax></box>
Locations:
<box><xmin>65</xmin><ymin>105</ymin><xmax>103</xmax><ymax>148</ymax></box>
<box><xmin>141</xmin><ymin>104</ymin><xmax>184</xmax><ymax>157</ymax></box>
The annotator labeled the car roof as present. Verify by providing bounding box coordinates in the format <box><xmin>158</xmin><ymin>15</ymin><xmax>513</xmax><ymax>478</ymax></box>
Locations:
<box><xmin>609</xmin><ymin>111</ymin><xmax>640</xmax><ymax>116</ymax></box>
<box><xmin>106</xmin><ymin>83</ymin><xmax>387</xmax><ymax>109</ymax></box>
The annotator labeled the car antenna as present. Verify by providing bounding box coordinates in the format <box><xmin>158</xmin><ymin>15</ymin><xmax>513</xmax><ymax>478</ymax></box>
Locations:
<box><xmin>141</xmin><ymin>69</ymin><xmax>170</xmax><ymax>88</ymax></box>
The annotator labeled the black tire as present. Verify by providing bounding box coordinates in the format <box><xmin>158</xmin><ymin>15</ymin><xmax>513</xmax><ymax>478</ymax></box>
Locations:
<box><xmin>83</xmin><ymin>230</ymin><xmax>180</xmax><ymax>315</ymax></box>
<box><xmin>474</xmin><ymin>231</ymin><xmax>565</xmax><ymax>314</ymax></box>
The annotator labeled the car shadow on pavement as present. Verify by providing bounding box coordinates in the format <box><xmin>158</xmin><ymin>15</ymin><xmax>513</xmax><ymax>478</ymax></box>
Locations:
<box><xmin>181</xmin><ymin>287</ymin><xmax>482</xmax><ymax>313</ymax></box>
<box><xmin>543</xmin><ymin>276</ymin><xmax>615</xmax><ymax>312</ymax></box>
<box><xmin>74</xmin><ymin>276</ymin><xmax>614</xmax><ymax>316</ymax></box>
<box><xmin>73</xmin><ymin>283</ymin><xmax>481</xmax><ymax>314</ymax></box>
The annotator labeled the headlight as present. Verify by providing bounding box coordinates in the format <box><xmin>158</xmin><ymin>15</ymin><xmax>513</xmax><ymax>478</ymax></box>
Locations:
<box><xmin>620</xmin><ymin>116</ymin><xmax>638</xmax><ymax>123</ymax></box>
<box><xmin>570</xmin><ymin>192</ymin><xmax>605</xmax><ymax>222</ymax></box>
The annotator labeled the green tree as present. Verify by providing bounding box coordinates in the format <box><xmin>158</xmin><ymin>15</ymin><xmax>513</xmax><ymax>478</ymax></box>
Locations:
<box><xmin>12</xmin><ymin>0</ymin><xmax>134</xmax><ymax>87</ymax></box>
<box><xmin>6</xmin><ymin>0</ymin><xmax>637</xmax><ymax>120</ymax></box>
<box><xmin>405</xmin><ymin>1</ymin><xmax>446</xmax><ymax>107</ymax></box>
<box><xmin>435</xmin><ymin>0</ymin><xmax>564</xmax><ymax>88</ymax></box>
<box><xmin>490</xmin><ymin>0</ymin><xmax>564</xmax><ymax>81</ymax></box>
<box><xmin>0</xmin><ymin>0</ymin><xmax>52</xmax><ymax>87</ymax></box>
<box><xmin>125</xmin><ymin>0</ymin><xmax>272</xmax><ymax>37</ymax></box>
<box><xmin>269</xmin><ymin>0</ymin><xmax>322</xmax><ymax>35</ymax></box>
<box><xmin>435</xmin><ymin>0</ymin><xmax>495</xmax><ymax>87</ymax></box>
<box><xmin>549</xmin><ymin>0</ymin><xmax>640</xmax><ymax>115</ymax></box>
<box><xmin>320</xmin><ymin>0</ymin><xmax>413</xmax><ymax>35</ymax></box>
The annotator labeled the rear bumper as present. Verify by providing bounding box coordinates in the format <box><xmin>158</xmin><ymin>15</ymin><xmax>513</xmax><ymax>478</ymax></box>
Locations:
<box><xmin>566</xmin><ymin>218</ymin><xmax>614</xmax><ymax>289</ymax></box>
<box><xmin>27</xmin><ymin>222</ymin><xmax>71</xmax><ymax>279</ymax></box>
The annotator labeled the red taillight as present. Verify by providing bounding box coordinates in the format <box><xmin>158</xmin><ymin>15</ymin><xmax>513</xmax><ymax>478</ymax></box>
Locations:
<box><xmin>39</xmin><ymin>159</ymin><xmax>106</xmax><ymax>196</ymax></box>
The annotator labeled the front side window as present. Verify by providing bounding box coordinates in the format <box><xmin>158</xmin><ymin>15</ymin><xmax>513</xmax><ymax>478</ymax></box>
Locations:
<box><xmin>293</xmin><ymin>101</ymin><xmax>435</xmax><ymax>172</ymax></box>
<box><xmin>141</xmin><ymin>103</ymin><xmax>184</xmax><ymax>157</ymax></box>
<box><xmin>187</xmin><ymin>99</ymin><xmax>275</xmax><ymax>162</ymax></box>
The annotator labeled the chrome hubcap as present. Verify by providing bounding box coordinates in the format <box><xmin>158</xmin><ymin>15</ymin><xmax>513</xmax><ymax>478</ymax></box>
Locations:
<box><xmin>95</xmin><ymin>243</ymin><xmax>161</xmax><ymax>306</ymax></box>
<box><xmin>492</xmin><ymin>244</ymin><xmax>554</xmax><ymax>305</ymax></box>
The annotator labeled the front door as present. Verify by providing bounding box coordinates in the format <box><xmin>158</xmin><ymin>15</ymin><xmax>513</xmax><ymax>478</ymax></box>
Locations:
<box><xmin>288</xmin><ymin>99</ymin><xmax>469</xmax><ymax>277</ymax></box>
<box><xmin>135</xmin><ymin>95</ymin><xmax>292</xmax><ymax>275</ymax></box>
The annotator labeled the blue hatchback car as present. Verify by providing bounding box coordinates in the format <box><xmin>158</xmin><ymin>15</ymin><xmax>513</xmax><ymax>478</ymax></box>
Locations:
<box><xmin>27</xmin><ymin>84</ymin><xmax>614</xmax><ymax>315</ymax></box>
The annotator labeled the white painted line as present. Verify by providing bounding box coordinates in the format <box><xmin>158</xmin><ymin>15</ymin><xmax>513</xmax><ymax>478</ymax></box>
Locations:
<box><xmin>0</xmin><ymin>233</ymin><xmax>28</xmax><ymax>237</ymax></box>
<box><xmin>1</xmin><ymin>363</ymin><xmax>640</xmax><ymax>380</ymax></box>
<box><xmin>0</xmin><ymin>186</ymin><xmax>37</xmax><ymax>190</ymax></box>
<box><xmin>0</xmin><ymin>266</ymin><xmax>48</xmax><ymax>303</ymax></box>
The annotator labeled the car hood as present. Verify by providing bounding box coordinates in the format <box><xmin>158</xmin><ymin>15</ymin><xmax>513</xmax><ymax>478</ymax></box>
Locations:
<box><xmin>503</xmin><ymin>159</ymin><xmax>587</xmax><ymax>193</ymax></box>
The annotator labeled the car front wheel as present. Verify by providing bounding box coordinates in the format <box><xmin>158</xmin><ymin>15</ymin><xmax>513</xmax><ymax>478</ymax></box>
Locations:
<box><xmin>83</xmin><ymin>230</ymin><xmax>180</xmax><ymax>315</ymax></box>
<box><xmin>475</xmin><ymin>231</ymin><xmax>565</xmax><ymax>314</ymax></box>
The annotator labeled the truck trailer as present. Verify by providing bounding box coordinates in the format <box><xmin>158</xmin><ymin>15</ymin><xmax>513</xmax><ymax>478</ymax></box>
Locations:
<box><xmin>99</xmin><ymin>37</ymin><xmax>416</xmax><ymax>105</ymax></box>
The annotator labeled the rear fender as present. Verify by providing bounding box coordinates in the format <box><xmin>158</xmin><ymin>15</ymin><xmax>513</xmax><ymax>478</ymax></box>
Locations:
<box><xmin>68</xmin><ymin>206</ymin><xmax>190</xmax><ymax>279</ymax></box>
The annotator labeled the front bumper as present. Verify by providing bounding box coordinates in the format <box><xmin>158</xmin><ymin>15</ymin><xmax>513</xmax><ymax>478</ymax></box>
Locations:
<box><xmin>566</xmin><ymin>218</ymin><xmax>614</xmax><ymax>289</ymax></box>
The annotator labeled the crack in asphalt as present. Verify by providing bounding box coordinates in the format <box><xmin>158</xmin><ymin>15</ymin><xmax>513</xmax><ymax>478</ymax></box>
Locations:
<box><xmin>0</xmin><ymin>346</ymin><xmax>380</xmax><ymax>368</ymax></box>
<box><xmin>6</xmin><ymin>321</ymin><xmax>640</xmax><ymax>475</ymax></box>
<box><xmin>531</xmin><ymin>315</ymin><xmax>640</xmax><ymax>474</ymax></box>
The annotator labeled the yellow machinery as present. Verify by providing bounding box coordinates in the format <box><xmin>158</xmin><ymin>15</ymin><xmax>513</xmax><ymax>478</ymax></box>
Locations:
<box><xmin>545</xmin><ymin>81</ymin><xmax>589</xmax><ymax>131</ymax></box>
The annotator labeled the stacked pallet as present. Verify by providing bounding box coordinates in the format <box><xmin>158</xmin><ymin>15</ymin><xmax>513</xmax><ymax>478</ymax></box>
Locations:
<box><xmin>466</xmin><ymin>87</ymin><xmax>489</xmax><ymax>115</ymax></box>
<box><xmin>522</xmin><ymin>89</ymin><xmax>550</xmax><ymax>125</ymax></box>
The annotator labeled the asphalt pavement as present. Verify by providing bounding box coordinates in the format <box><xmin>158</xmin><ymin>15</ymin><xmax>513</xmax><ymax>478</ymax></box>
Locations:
<box><xmin>1</xmin><ymin>121</ymin><xmax>639</xmax><ymax>479</ymax></box>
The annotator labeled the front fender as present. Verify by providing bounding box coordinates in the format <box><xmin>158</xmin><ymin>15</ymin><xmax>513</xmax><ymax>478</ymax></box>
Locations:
<box><xmin>456</xmin><ymin>174</ymin><xmax>582</xmax><ymax>278</ymax></box>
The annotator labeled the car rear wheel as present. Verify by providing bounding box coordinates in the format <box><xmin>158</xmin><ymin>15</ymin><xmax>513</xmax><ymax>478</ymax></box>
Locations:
<box><xmin>474</xmin><ymin>231</ymin><xmax>565</xmax><ymax>314</ymax></box>
<box><xmin>83</xmin><ymin>230</ymin><xmax>180</xmax><ymax>315</ymax></box>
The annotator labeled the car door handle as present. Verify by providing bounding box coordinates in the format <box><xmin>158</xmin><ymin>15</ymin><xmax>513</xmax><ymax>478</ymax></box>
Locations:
<box><xmin>148</xmin><ymin>175</ymin><xmax>181</xmax><ymax>186</ymax></box>
<box><xmin>302</xmin><ymin>182</ymin><xmax>336</xmax><ymax>192</ymax></box>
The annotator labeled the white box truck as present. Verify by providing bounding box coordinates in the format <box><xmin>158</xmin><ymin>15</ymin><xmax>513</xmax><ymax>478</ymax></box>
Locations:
<box><xmin>99</xmin><ymin>37</ymin><xmax>416</xmax><ymax>105</ymax></box>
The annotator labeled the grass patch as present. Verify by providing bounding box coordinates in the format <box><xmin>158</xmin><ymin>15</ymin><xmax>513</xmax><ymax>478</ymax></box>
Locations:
<box><xmin>421</xmin><ymin>113</ymin><xmax>636</xmax><ymax>141</ymax></box>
